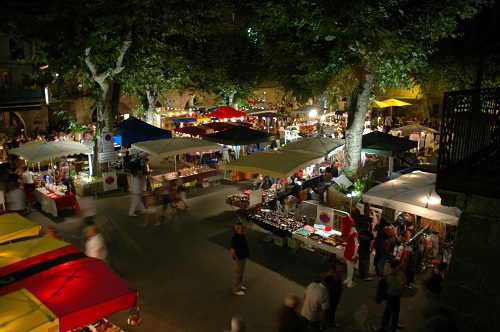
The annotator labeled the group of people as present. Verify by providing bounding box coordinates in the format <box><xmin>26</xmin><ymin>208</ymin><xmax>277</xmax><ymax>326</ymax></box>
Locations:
<box><xmin>128</xmin><ymin>167</ymin><xmax>190</xmax><ymax>229</ymax></box>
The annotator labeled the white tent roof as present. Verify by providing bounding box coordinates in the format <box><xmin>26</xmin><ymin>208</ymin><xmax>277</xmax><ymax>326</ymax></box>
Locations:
<box><xmin>362</xmin><ymin>171</ymin><xmax>461</xmax><ymax>225</ymax></box>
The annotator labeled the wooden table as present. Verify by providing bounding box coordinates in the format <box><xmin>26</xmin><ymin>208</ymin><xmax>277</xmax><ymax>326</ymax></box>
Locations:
<box><xmin>34</xmin><ymin>188</ymin><xmax>80</xmax><ymax>217</ymax></box>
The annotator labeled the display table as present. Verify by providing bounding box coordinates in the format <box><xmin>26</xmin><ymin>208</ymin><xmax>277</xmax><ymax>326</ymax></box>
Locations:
<box><xmin>292</xmin><ymin>226</ymin><xmax>343</xmax><ymax>262</ymax></box>
<box><xmin>151</xmin><ymin>168</ymin><xmax>217</xmax><ymax>186</ymax></box>
<box><xmin>34</xmin><ymin>188</ymin><xmax>80</xmax><ymax>217</ymax></box>
<box><xmin>247</xmin><ymin>210</ymin><xmax>305</xmax><ymax>237</ymax></box>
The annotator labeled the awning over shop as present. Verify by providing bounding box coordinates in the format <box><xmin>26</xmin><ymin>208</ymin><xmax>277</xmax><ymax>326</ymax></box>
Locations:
<box><xmin>362</xmin><ymin>171</ymin><xmax>461</xmax><ymax>225</ymax></box>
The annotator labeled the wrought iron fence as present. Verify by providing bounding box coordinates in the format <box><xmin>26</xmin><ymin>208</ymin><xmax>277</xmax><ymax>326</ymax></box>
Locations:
<box><xmin>437</xmin><ymin>88</ymin><xmax>500</xmax><ymax>198</ymax></box>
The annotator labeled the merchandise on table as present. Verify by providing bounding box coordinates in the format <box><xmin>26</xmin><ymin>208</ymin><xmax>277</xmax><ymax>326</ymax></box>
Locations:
<box><xmin>294</xmin><ymin>224</ymin><xmax>342</xmax><ymax>246</ymax></box>
<box><xmin>247</xmin><ymin>210</ymin><xmax>305</xmax><ymax>235</ymax></box>
<box><xmin>72</xmin><ymin>318</ymin><xmax>124</xmax><ymax>332</ymax></box>
<box><xmin>226</xmin><ymin>193</ymin><xmax>250</xmax><ymax>209</ymax></box>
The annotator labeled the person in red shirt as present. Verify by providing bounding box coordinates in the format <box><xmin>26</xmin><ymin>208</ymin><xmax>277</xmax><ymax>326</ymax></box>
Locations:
<box><xmin>337</xmin><ymin>216</ymin><xmax>359</xmax><ymax>288</ymax></box>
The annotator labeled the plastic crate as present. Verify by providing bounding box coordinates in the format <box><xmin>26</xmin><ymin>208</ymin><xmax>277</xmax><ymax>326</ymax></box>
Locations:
<box><xmin>287</xmin><ymin>237</ymin><xmax>300</xmax><ymax>250</ymax></box>
<box><xmin>274</xmin><ymin>236</ymin><xmax>286</xmax><ymax>247</ymax></box>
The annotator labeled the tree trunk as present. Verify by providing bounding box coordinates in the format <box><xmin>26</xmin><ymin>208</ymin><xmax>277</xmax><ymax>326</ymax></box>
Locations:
<box><xmin>344</xmin><ymin>70</ymin><xmax>374</xmax><ymax>179</ymax></box>
<box><xmin>228</xmin><ymin>90</ymin><xmax>237</xmax><ymax>106</ymax></box>
<box><xmin>146</xmin><ymin>90</ymin><xmax>158</xmax><ymax>125</ymax></box>
<box><xmin>92</xmin><ymin>82</ymin><xmax>113</xmax><ymax>177</ymax></box>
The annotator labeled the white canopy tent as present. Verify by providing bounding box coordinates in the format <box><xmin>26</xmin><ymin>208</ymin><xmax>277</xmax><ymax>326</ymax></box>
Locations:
<box><xmin>361</xmin><ymin>171</ymin><xmax>461</xmax><ymax>225</ymax></box>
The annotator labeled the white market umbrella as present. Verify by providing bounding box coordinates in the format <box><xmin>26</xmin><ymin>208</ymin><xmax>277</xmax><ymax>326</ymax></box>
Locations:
<box><xmin>362</xmin><ymin>171</ymin><xmax>461</xmax><ymax>225</ymax></box>
<box><xmin>390</xmin><ymin>123</ymin><xmax>439</xmax><ymax>135</ymax></box>
<box><xmin>8</xmin><ymin>140</ymin><xmax>93</xmax><ymax>164</ymax></box>
<box><xmin>281</xmin><ymin>136</ymin><xmax>345</xmax><ymax>158</ymax></box>
<box><xmin>132</xmin><ymin>137</ymin><xmax>219</xmax><ymax>170</ymax></box>
<box><xmin>225</xmin><ymin>150</ymin><xmax>324</xmax><ymax>179</ymax></box>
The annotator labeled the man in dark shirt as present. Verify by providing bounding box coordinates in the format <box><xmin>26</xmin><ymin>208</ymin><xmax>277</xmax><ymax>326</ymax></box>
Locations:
<box><xmin>230</xmin><ymin>221</ymin><xmax>249</xmax><ymax>296</ymax></box>
<box><xmin>358</xmin><ymin>221</ymin><xmax>375</xmax><ymax>281</ymax></box>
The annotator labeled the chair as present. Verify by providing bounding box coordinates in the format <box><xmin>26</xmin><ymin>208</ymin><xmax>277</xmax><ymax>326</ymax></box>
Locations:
<box><xmin>188</xmin><ymin>180</ymin><xmax>197</xmax><ymax>192</ymax></box>
<box><xmin>0</xmin><ymin>190</ymin><xmax>5</xmax><ymax>210</ymax></box>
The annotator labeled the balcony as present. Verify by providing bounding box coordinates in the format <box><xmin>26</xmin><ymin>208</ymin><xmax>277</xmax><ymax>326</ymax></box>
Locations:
<box><xmin>436</xmin><ymin>88</ymin><xmax>500</xmax><ymax>199</ymax></box>
<box><xmin>0</xmin><ymin>86</ymin><xmax>44</xmax><ymax>102</ymax></box>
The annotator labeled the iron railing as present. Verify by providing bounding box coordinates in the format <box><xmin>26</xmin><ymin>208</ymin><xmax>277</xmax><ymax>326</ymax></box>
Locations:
<box><xmin>437</xmin><ymin>88</ymin><xmax>500</xmax><ymax>198</ymax></box>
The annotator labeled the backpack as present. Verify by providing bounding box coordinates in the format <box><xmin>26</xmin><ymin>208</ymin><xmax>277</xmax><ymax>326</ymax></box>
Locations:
<box><xmin>375</xmin><ymin>278</ymin><xmax>388</xmax><ymax>304</ymax></box>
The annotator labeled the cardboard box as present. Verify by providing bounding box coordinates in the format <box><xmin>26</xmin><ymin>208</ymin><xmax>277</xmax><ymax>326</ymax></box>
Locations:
<box><xmin>274</xmin><ymin>236</ymin><xmax>286</xmax><ymax>247</ymax></box>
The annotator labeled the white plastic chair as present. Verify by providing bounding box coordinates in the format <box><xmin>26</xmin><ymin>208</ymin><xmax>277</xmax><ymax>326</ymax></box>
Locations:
<box><xmin>0</xmin><ymin>190</ymin><xmax>5</xmax><ymax>210</ymax></box>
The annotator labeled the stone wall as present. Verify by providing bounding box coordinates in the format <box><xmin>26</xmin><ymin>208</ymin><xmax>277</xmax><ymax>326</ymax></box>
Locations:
<box><xmin>441</xmin><ymin>195</ymin><xmax>500</xmax><ymax>331</ymax></box>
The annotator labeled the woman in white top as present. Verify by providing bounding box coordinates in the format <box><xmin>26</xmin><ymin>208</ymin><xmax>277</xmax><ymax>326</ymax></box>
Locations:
<box><xmin>21</xmin><ymin>165</ymin><xmax>37</xmax><ymax>211</ymax></box>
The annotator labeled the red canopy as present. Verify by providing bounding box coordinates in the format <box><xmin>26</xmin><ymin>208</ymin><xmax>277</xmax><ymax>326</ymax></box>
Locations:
<box><xmin>208</xmin><ymin>106</ymin><xmax>247</xmax><ymax>119</ymax></box>
<box><xmin>27</xmin><ymin>257</ymin><xmax>137</xmax><ymax>331</ymax></box>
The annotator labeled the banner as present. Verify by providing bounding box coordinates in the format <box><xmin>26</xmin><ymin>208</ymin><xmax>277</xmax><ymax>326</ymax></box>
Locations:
<box><xmin>102</xmin><ymin>171</ymin><xmax>118</xmax><ymax>191</ymax></box>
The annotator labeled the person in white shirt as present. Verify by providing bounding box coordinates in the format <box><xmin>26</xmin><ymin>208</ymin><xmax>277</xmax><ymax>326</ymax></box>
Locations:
<box><xmin>128</xmin><ymin>170</ymin><xmax>145</xmax><ymax>217</ymax></box>
<box><xmin>85</xmin><ymin>225</ymin><xmax>109</xmax><ymax>265</ymax></box>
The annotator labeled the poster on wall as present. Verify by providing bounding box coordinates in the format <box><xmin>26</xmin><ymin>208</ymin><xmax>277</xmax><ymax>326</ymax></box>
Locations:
<box><xmin>102</xmin><ymin>171</ymin><xmax>118</xmax><ymax>191</ymax></box>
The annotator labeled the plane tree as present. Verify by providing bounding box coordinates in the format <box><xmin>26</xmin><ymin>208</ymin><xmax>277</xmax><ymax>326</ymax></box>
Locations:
<box><xmin>246</xmin><ymin>0</ymin><xmax>489</xmax><ymax>177</ymax></box>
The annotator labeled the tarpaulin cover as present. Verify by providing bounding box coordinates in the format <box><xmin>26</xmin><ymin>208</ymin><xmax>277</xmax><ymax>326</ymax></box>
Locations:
<box><xmin>0</xmin><ymin>212</ymin><xmax>40</xmax><ymax>244</ymax></box>
<box><xmin>113</xmin><ymin>116</ymin><xmax>172</xmax><ymax>146</ymax></box>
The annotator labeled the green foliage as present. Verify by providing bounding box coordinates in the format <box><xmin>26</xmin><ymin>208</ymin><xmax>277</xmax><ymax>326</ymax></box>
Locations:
<box><xmin>54</xmin><ymin>110</ymin><xmax>87</xmax><ymax>133</ymax></box>
<box><xmin>334</xmin><ymin>183</ymin><xmax>350</xmax><ymax>194</ymax></box>
<box><xmin>353</xmin><ymin>176</ymin><xmax>376</xmax><ymax>194</ymax></box>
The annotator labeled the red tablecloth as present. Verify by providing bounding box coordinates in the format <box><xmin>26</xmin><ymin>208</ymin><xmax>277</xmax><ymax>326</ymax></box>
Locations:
<box><xmin>38</xmin><ymin>188</ymin><xmax>80</xmax><ymax>212</ymax></box>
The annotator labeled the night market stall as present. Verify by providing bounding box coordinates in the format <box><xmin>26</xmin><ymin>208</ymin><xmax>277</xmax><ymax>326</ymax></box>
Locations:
<box><xmin>113</xmin><ymin>116</ymin><xmax>172</xmax><ymax>146</ymax></box>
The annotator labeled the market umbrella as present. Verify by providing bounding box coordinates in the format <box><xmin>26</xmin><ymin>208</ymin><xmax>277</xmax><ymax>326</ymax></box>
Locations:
<box><xmin>361</xmin><ymin>131</ymin><xmax>418</xmax><ymax>157</ymax></box>
<box><xmin>390</xmin><ymin>123</ymin><xmax>439</xmax><ymax>135</ymax></box>
<box><xmin>0</xmin><ymin>257</ymin><xmax>137</xmax><ymax>331</ymax></box>
<box><xmin>0</xmin><ymin>212</ymin><xmax>41</xmax><ymax>244</ymax></box>
<box><xmin>225</xmin><ymin>150</ymin><xmax>324</xmax><ymax>179</ymax></box>
<box><xmin>208</xmin><ymin>106</ymin><xmax>247</xmax><ymax>119</ymax></box>
<box><xmin>202</xmin><ymin>122</ymin><xmax>239</xmax><ymax>132</ymax></box>
<box><xmin>132</xmin><ymin>137</ymin><xmax>219</xmax><ymax>170</ymax></box>
<box><xmin>173</xmin><ymin>126</ymin><xmax>212</xmax><ymax>136</ymax></box>
<box><xmin>281</xmin><ymin>136</ymin><xmax>345</xmax><ymax>158</ymax></box>
<box><xmin>31</xmin><ymin>258</ymin><xmax>137</xmax><ymax>331</ymax></box>
<box><xmin>0</xmin><ymin>237</ymin><xmax>82</xmax><ymax>273</ymax></box>
<box><xmin>245</xmin><ymin>109</ymin><xmax>284</xmax><ymax>118</ymax></box>
<box><xmin>381</xmin><ymin>98</ymin><xmax>412</xmax><ymax>116</ymax></box>
<box><xmin>370</xmin><ymin>100</ymin><xmax>391</xmax><ymax>108</ymax></box>
<box><xmin>8</xmin><ymin>140</ymin><xmax>93</xmax><ymax>164</ymax></box>
<box><xmin>0</xmin><ymin>288</ymin><xmax>59</xmax><ymax>331</ymax></box>
<box><xmin>381</xmin><ymin>98</ymin><xmax>412</xmax><ymax>107</ymax></box>
<box><xmin>362</xmin><ymin>171</ymin><xmax>461</xmax><ymax>225</ymax></box>
<box><xmin>113</xmin><ymin>116</ymin><xmax>172</xmax><ymax>146</ymax></box>
<box><xmin>202</xmin><ymin>125</ymin><xmax>279</xmax><ymax>146</ymax></box>
<box><xmin>132</xmin><ymin>137</ymin><xmax>219</xmax><ymax>157</ymax></box>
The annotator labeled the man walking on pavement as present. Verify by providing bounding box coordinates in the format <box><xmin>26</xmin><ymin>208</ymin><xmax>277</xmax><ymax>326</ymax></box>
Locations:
<box><xmin>129</xmin><ymin>170</ymin><xmax>145</xmax><ymax>217</ymax></box>
<box><xmin>230</xmin><ymin>221</ymin><xmax>249</xmax><ymax>296</ymax></box>
<box><xmin>300</xmin><ymin>275</ymin><xmax>333</xmax><ymax>330</ymax></box>
<box><xmin>380</xmin><ymin>260</ymin><xmax>406</xmax><ymax>331</ymax></box>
